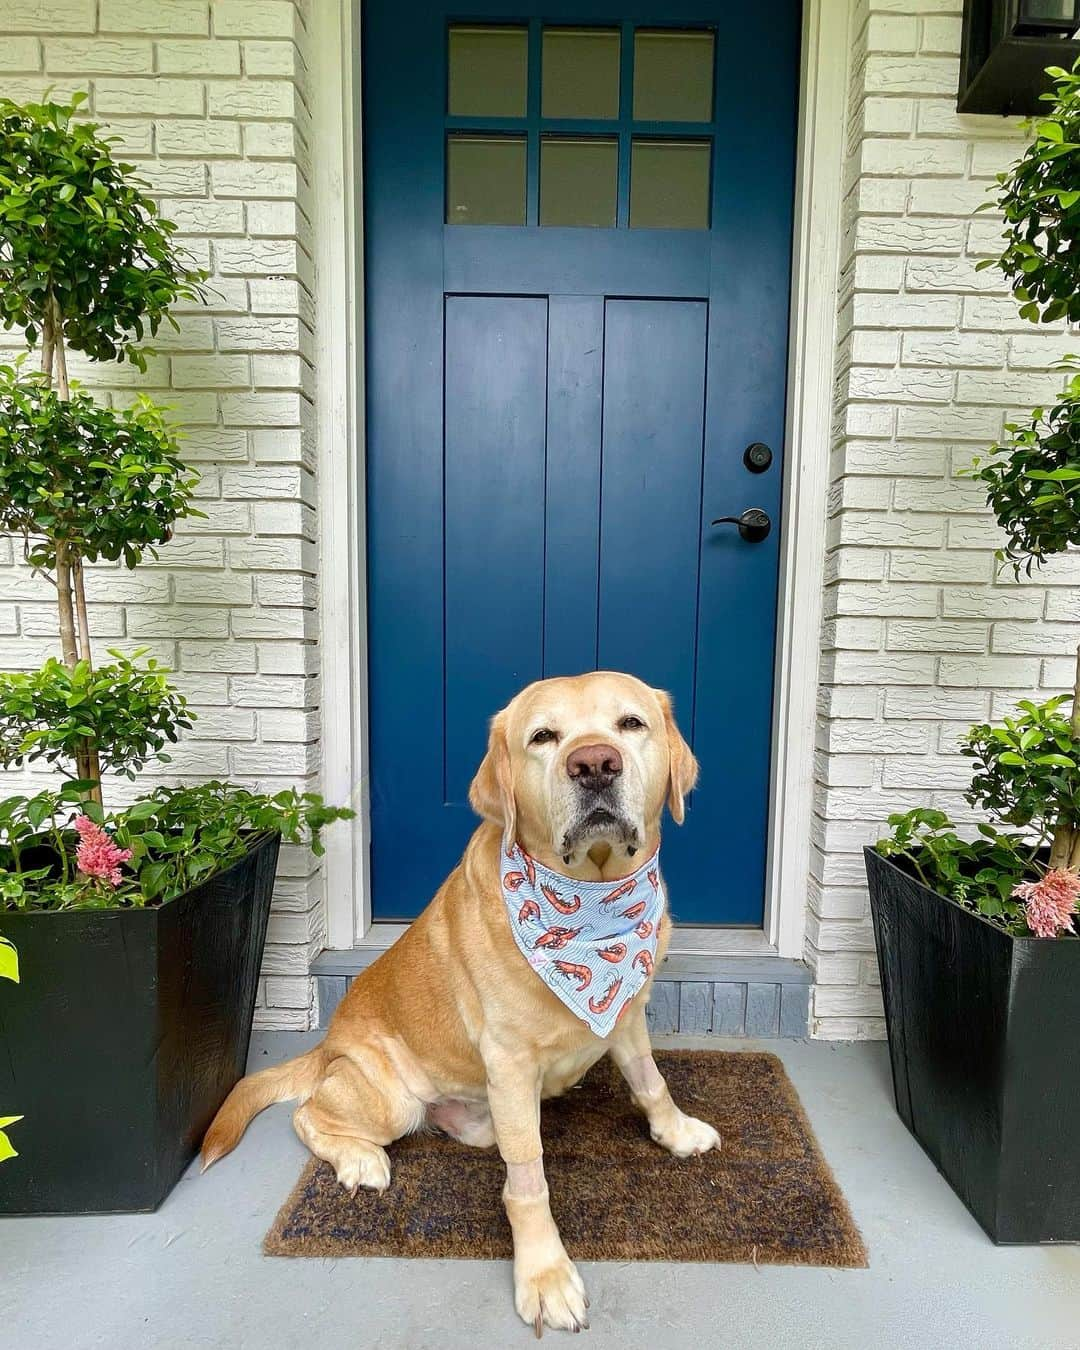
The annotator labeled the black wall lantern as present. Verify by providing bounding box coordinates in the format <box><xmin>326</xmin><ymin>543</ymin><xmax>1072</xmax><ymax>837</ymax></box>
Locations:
<box><xmin>959</xmin><ymin>0</ymin><xmax>1080</xmax><ymax>114</ymax></box>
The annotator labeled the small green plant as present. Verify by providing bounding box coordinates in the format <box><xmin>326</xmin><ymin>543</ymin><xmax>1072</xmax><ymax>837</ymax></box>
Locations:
<box><xmin>876</xmin><ymin>809</ymin><xmax>1032</xmax><ymax>927</ymax></box>
<box><xmin>0</xmin><ymin>784</ymin><xmax>350</xmax><ymax>911</ymax></box>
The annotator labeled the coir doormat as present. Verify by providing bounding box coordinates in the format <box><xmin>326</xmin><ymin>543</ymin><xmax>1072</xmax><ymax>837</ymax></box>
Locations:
<box><xmin>264</xmin><ymin>1050</ymin><xmax>867</xmax><ymax>1268</ymax></box>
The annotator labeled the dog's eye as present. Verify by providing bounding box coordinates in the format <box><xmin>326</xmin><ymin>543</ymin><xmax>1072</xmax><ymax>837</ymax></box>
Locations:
<box><xmin>529</xmin><ymin>728</ymin><xmax>557</xmax><ymax>746</ymax></box>
<box><xmin>618</xmin><ymin>715</ymin><xmax>646</xmax><ymax>732</ymax></box>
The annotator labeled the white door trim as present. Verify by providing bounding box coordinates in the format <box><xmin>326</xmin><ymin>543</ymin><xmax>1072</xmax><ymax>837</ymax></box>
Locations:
<box><xmin>314</xmin><ymin>0</ymin><xmax>852</xmax><ymax>957</ymax></box>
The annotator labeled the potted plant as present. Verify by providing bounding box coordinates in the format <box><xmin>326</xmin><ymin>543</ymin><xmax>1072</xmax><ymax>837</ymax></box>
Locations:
<box><xmin>0</xmin><ymin>94</ymin><xmax>350</xmax><ymax>1214</ymax></box>
<box><xmin>865</xmin><ymin>63</ymin><xmax>1080</xmax><ymax>1245</ymax></box>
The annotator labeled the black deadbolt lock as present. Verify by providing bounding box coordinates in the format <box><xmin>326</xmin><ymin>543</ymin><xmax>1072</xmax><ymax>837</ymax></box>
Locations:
<box><xmin>711</xmin><ymin>507</ymin><xmax>772</xmax><ymax>543</ymax></box>
<box><xmin>743</xmin><ymin>441</ymin><xmax>773</xmax><ymax>473</ymax></box>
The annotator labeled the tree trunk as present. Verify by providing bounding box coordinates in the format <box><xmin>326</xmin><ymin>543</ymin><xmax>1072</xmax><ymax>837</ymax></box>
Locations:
<box><xmin>72</xmin><ymin>555</ymin><xmax>92</xmax><ymax>670</ymax></box>
<box><xmin>44</xmin><ymin>298</ymin><xmax>102</xmax><ymax>806</ymax></box>
<box><xmin>50</xmin><ymin>294</ymin><xmax>70</xmax><ymax>400</ymax></box>
<box><xmin>55</xmin><ymin>543</ymin><xmax>79</xmax><ymax>669</ymax></box>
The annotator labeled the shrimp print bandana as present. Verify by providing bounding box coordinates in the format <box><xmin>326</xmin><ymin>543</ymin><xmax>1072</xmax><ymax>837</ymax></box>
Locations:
<box><xmin>499</xmin><ymin>843</ymin><xmax>665</xmax><ymax>1038</ymax></box>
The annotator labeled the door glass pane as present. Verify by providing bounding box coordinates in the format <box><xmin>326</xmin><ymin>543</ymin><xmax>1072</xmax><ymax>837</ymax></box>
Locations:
<box><xmin>540</xmin><ymin>138</ymin><xmax>617</xmax><ymax>227</ymax></box>
<box><xmin>542</xmin><ymin>28</ymin><xmax>620</xmax><ymax>119</ymax></box>
<box><xmin>448</xmin><ymin>25</ymin><xmax>528</xmax><ymax>117</ymax></box>
<box><xmin>630</xmin><ymin>139</ymin><xmax>711</xmax><ymax>229</ymax></box>
<box><xmin>446</xmin><ymin>136</ymin><xmax>526</xmax><ymax>225</ymax></box>
<box><xmin>633</xmin><ymin>29</ymin><xmax>715</xmax><ymax>122</ymax></box>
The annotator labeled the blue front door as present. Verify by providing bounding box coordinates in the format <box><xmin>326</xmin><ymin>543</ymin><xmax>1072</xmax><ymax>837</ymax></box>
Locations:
<box><xmin>364</xmin><ymin>1</ymin><xmax>800</xmax><ymax>924</ymax></box>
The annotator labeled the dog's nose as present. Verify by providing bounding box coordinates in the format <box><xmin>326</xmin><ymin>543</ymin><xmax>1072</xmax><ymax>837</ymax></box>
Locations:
<box><xmin>566</xmin><ymin>743</ymin><xmax>623</xmax><ymax>785</ymax></box>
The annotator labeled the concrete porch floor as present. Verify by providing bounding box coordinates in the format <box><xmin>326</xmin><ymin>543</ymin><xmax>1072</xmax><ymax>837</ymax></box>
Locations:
<box><xmin>6</xmin><ymin>1033</ymin><xmax>1079</xmax><ymax>1350</ymax></box>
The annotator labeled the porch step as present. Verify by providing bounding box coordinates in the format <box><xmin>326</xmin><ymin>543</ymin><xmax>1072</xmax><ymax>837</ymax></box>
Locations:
<box><xmin>311</xmin><ymin>950</ymin><xmax>811</xmax><ymax>1038</ymax></box>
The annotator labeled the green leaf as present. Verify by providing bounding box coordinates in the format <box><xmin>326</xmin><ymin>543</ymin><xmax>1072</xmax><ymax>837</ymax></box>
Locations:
<box><xmin>0</xmin><ymin>936</ymin><xmax>18</xmax><ymax>983</ymax></box>
<box><xmin>0</xmin><ymin>1115</ymin><xmax>24</xmax><ymax>1163</ymax></box>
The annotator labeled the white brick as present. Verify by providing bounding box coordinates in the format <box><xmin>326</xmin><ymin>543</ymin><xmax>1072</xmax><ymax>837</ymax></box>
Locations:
<box><xmin>243</xmin><ymin>39</ymin><xmax>301</xmax><ymax>77</ymax></box>
<box><xmin>939</xmin><ymin>656</ymin><xmax>1041</xmax><ymax>687</ymax></box>
<box><xmin>855</xmin><ymin>216</ymin><xmax>963</xmax><ymax>253</ymax></box>
<box><xmin>883</xmin><ymin>689</ymin><xmax>989</xmax><ymax>720</ymax></box>
<box><xmin>909</xmin><ymin>179</ymin><xmax>990</xmax><ymax>216</ymax></box>
<box><xmin>943</xmin><ymin>588</ymin><xmax>1042</xmax><ymax>620</ymax></box>
<box><xmin>242</xmin><ymin>120</ymin><xmax>301</xmax><ymax>157</ymax></box>
<box><xmin>210</xmin><ymin>160</ymin><xmax>298</xmax><ymax>197</ymax></box>
<box><xmin>156</xmin><ymin>38</ymin><xmax>241</xmax><ymax>74</ymax></box>
<box><xmin>864</xmin><ymin>54</ymin><xmax>957</xmax><ymax>95</ymax></box>
<box><xmin>231</xmin><ymin>675</ymin><xmax>310</xmax><ymax>708</ymax></box>
<box><xmin>213</xmin><ymin>1</ymin><xmax>299</xmax><ymax>37</ymax></box>
<box><xmin>6</xmin><ymin>0</ymin><xmax>95</xmax><ymax>32</ymax></box>
<box><xmin>157</xmin><ymin>120</ymin><xmax>242</xmax><ymax>156</ymax></box>
<box><xmin>887</xmin><ymin>619</ymin><xmax>987</xmax><ymax>652</ymax></box>
<box><xmin>920</xmin><ymin>15</ymin><xmax>961</xmax><ymax>55</ymax></box>
<box><xmin>902</xmin><ymin>331</ymin><xmax>1005</xmax><ymax>367</ymax></box>
<box><xmin>0</xmin><ymin>36</ymin><xmax>41</xmax><ymax>69</ymax></box>
<box><xmin>867</xmin><ymin>14</ymin><xmax>919</xmax><ymax>51</ymax></box>
<box><xmin>96</xmin><ymin>79</ymin><xmax>206</xmax><ymax>116</ymax></box>
<box><xmin>45</xmin><ymin>39</ymin><xmax>153</xmax><ymax>71</ymax></box>
<box><xmin>992</xmin><ymin>622</ymin><xmax>1080</xmax><ymax>656</ymax></box>
<box><xmin>861</xmin><ymin>138</ymin><xmax>965</xmax><ymax>176</ymax></box>
<box><xmin>99</xmin><ymin>0</ymin><xmax>209</xmax><ymax>34</ymax></box>
<box><xmin>162</xmin><ymin>200</ymin><xmax>245</xmax><ymax>235</ymax></box>
<box><xmin>171</xmin><ymin>354</ymin><xmax>251</xmax><ymax>388</ymax></box>
<box><xmin>207</xmin><ymin>80</ymin><xmax>297</xmax><ymax>119</ymax></box>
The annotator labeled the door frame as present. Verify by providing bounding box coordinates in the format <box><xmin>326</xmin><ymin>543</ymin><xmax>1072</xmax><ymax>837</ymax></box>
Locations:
<box><xmin>312</xmin><ymin>0</ymin><xmax>852</xmax><ymax>958</ymax></box>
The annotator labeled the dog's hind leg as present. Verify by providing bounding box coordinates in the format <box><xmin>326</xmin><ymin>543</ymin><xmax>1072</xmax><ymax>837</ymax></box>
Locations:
<box><xmin>292</xmin><ymin>1051</ymin><xmax>424</xmax><ymax>1194</ymax></box>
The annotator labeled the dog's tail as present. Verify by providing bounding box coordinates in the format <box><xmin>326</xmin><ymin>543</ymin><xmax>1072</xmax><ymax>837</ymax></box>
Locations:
<box><xmin>201</xmin><ymin>1046</ymin><xmax>328</xmax><ymax>1170</ymax></box>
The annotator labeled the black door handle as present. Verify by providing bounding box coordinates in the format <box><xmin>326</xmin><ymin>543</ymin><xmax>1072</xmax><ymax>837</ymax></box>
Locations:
<box><xmin>711</xmin><ymin>507</ymin><xmax>771</xmax><ymax>543</ymax></box>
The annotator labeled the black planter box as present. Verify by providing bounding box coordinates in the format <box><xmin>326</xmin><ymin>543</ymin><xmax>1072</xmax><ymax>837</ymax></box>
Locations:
<box><xmin>865</xmin><ymin>846</ymin><xmax>1080</xmax><ymax>1244</ymax></box>
<box><xmin>0</xmin><ymin>831</ymin><xmax>279</xmax><ymax>1215</ymax></box>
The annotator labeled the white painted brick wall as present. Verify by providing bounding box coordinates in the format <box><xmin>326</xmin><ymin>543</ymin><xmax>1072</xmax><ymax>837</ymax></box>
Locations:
<box><xmin>812</xmin><ymin>0</ymin><xmax>1078</xmax><ymax>1039</ymax></box>
<box><xmin>0</xmin><ymin>0</ymin><xmax>319</xmax><ymax>1031</ymax></box>
<box><xmin>4</xmin><ymin>0</ymin><xmax>1070</xmax><ymax>1042</ymax></box>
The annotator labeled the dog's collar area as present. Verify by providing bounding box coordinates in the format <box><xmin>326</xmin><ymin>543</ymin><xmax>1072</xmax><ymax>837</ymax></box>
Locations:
<box><xmin>507</xmin><ymin>841</ymin><xmax>661</xmax><ymax>892</ymax></box>
<box><xmin>499</xmin><ymin>843</ymin><xmax>665</xmax><ymax>1038</ymax></box>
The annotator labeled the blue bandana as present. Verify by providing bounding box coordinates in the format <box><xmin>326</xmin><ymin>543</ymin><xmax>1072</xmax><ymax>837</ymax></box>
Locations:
<box><xmin>499</xmin><ymin>842</ymin><xmax>665</xmax><ymax>1038</ymax></box>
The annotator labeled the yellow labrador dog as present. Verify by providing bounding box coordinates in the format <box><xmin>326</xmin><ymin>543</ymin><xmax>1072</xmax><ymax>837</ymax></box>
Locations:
<box><xmin>203</xmin><ymin>671</ymin><xmax>720</xmax><ymax>1334</ymax></box>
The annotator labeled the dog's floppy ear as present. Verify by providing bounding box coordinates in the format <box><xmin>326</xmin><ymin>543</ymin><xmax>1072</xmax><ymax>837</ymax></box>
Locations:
<box><xmin>469</xmin><ymin>712</ymin><xmax>517</xmax><ymax>852</ymax></box>
<box><xmin>656</xmin><ymin>690</ymin><xmax>698</xmax><ymax>825</ymax></box>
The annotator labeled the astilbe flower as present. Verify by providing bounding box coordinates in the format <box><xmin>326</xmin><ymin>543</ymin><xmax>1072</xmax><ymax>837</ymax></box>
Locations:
<box><xmin>1011</xmin><ymin>868</ymin><xmax>1080</xmax><ymax>939</ymax></box>
<box><xmin>74</xmin><ymin>814</ymin><xmax>132</xmax><ymax>887</ymax></box>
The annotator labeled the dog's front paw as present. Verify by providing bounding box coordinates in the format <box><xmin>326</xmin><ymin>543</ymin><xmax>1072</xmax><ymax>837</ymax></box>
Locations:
<box><xmin>651</xmin><ymin>1110</ymin><xmax>720</xmax><ymax>1159</ymax></box>
<box><xmin>514</xmin><ymin>1252</ymin><xmax>589</xmax><ymax>1336</ymax></box>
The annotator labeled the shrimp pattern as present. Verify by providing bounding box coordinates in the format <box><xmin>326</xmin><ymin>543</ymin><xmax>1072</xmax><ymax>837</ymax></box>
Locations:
<box><xmin>499</xmin><ymin>841</ymin><xmax>665</xmax><ymax>1037</ymax></box>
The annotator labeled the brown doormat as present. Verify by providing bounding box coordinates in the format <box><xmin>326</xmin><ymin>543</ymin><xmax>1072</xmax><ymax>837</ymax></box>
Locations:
<box><xmin>264</xmin><ymin>1050</ymin><xmax>867</xmax><ymax>1268</ymax></box>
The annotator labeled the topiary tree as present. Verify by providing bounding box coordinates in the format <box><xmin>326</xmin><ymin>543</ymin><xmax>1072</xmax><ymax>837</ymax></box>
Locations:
<box><xmin>880</xmin><ymin>59</ymin><xmax>1080</xmax><ymax>937</ymax></box>
<box><xmin>971</xmin><ymin>57</ymin><xmax>1080</xmax><ymax>872</ymax></box>
<box><xmin>0</xmin><ymin>94</ymin><xmax>206</xmax><ymax>804</ymax></box>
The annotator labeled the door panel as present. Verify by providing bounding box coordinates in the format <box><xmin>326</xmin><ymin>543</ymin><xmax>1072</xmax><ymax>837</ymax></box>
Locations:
<box><xmin>597</xmin><ymin>298</ymin><xmax>706</xmax><ymax>721</ymax></box>
<box><xmin>363</xmin><ymin>0</ymin><xmax>801</xmax><ymax>924</ymax></box>
<box><xmin>444</xmin><ymin>296</ymin><xmax>548</xmax><ymax>804</ymax></box>
<box><xmin>543</xmin><ymin>295</ymin><xmax>604</xmax><ymax>678</ymax></box>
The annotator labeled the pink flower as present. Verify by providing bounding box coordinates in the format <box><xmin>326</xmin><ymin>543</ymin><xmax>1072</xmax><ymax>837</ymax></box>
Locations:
<box><xmin>1011</xmin><ymin>868</ymin><xmax>1080</xmax><ymax>939</ymax></box>
<box><xmin>74</xmin><ymin>814</ymin><xmax>132</xmax><ymax>888</ymax></box>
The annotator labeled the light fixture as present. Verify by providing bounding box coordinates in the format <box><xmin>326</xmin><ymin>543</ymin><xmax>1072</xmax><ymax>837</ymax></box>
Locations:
<box><xmin>959</xmin><ymin>0</ymin><xmax>1080</xmax><ymax>114</ymax></box>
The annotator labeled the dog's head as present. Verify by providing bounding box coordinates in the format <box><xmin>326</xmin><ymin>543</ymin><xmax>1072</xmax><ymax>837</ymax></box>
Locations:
<box><xmin>468</xmin><ymin>672</ymin><xmax>697</xmax><ymax>868</ymax></box>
